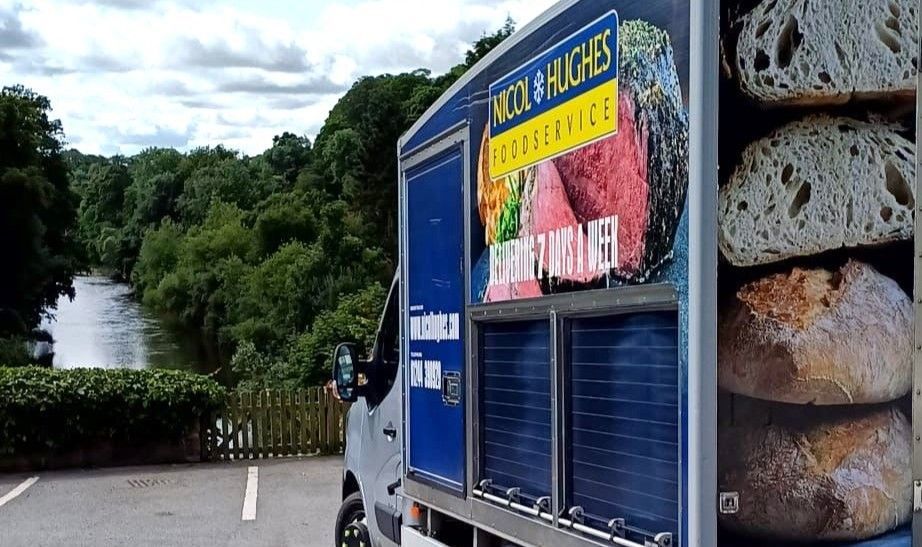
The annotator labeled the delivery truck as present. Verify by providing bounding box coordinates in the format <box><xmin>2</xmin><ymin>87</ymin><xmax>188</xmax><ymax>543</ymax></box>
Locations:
<box><xmin>330</xmin><ymin>0</ymin><xmax>920</xmax><ymax>546</ymax></box>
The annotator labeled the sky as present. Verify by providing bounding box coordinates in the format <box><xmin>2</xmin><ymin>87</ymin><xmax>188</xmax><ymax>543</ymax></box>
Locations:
<box><xmin>0</xmin><ymin>0</ymin><xmax>557</xmax><ymax>156</ymax></box>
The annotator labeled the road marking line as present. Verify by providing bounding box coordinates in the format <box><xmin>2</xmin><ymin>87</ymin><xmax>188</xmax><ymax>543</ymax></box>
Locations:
<box><xmin>0</xmin><ymin>476</ymin><xmax>39</xmax><ymax>509</ymax></box>
<box><xmin>242</xmin><ymin>466</ymin><xmax>258</xmax><ymax>521</ymax></box>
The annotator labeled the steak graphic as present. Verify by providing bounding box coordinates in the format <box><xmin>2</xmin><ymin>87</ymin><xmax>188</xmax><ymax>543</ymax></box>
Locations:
<box><xmin>554</xmin><ymin>20</ymin><xmax>689</xmax><ymax>282</ymax></box>
<box><xmin>519</xmin><ymin>161</ymin><xmax>593</xmax><ymax>284</ymax></box>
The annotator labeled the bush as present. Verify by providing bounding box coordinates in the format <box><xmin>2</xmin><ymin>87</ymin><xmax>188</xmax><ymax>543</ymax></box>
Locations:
<box><xmin>0</xmin><ymin>367</ymin><xmax>225</xmax><ymax>456</ymax></box>
<box><xmin>0</xmin><ymin>337</ymin><xmax>32</xmax><ymax>367</ymax></box>
<box><xmin>286</xmin><ymin>283</ymin><xmax>387</xmax><ymax>386</ymax></box>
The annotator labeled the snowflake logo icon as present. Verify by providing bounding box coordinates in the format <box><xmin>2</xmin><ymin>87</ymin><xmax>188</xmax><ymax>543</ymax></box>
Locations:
<box><xmin>533</xmin><ymin>70</ymin><xmax>545</xmax><ymax>105</ymax></box>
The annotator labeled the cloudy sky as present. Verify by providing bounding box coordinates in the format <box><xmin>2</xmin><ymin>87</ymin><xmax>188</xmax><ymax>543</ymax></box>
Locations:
<box><xmin>0</xmin><ymin>0</ymin><xmax>556</xmax><ymax>156</ymax></box>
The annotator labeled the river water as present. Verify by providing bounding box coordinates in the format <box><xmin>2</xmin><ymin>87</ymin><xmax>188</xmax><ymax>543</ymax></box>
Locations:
<box><xmin>40</xmin><ymin>275</ymin><xmax>222</xmax><ymax>375</ymax></box>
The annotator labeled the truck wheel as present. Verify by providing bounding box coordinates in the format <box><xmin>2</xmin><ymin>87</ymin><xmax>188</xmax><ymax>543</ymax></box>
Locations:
<box><xmin>335</xmin><ymin>492</ymin><xmax>368</xmax><ymax>546</ymax></box>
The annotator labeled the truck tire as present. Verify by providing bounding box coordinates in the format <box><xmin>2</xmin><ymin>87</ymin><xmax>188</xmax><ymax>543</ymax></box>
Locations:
<box><xmin>335</xmin><ymin>492</ymin><xmax>367</xmax><ymax>546</ymax></box>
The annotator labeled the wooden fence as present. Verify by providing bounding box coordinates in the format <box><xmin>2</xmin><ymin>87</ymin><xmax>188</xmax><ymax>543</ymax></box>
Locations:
<box><xmin>202</xmin><ymin>388</ymin><xmax>347</xmax><ymax>461</ymax></box>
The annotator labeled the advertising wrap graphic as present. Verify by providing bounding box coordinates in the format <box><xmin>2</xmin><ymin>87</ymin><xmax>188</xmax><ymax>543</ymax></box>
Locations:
<box><xmin>488</xmin><ymin>12</ymin><xmax>620</xmax><ymax>180</ymax></box>
<box><xmin>716</xmin><ymin>0</ymin><xmax>917</xmax><ymax>545</ymax></box>
<box><xmin>473</xmin><ymin>15</ymin><xmax>690</xmax><ymax>304</ymax></box>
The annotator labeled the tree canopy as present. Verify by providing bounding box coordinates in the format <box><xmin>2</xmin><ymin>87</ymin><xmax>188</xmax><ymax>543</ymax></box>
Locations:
<box><xmin>0</xmin><ymin>86</ymin><xmax>81</xmax><ymax>343</ymax></box>
<box><xmin>25</xmin><ymin>20</ymin><xmax>516</xmax><ymax>384</ymax></box>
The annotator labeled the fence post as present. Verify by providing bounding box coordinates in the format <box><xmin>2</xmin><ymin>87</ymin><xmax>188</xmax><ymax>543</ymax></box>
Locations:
<box><xmin>264</xmin><ymin>389</ymin><xmax>272</xmax><ymax>457</ymax></box>
<box><xmin>272</xmin><ymin>391</ymin><xmax>285</xmax><ymax>458</ymax></box>
<box><xmin>282</xmin><ymin>391</ymin><xmax>291</xmax><ymax>457</ymax></box>
<box><xmin>293</xmin><ymin>390</ymin><xmax>303</xmax><ymax>456</ymax></box>
<box><xmin>220</xmin><ymin>397</ymin><xmax>230</xmax><ymax>461</ymax></box>
<box><xmin>260</xmin><ymin>389</ymin><xmax>269</xmax><ymax>459</ymax></box>
<box><xmin>245</xmin><ymin>392</ymin><xmax>254</xmax><ymax>460</ymax></box>
<box><xmin>335</xmin><ymin>399</ymin><xmax>344</xmax><ymax>453</ymax></box>
<box><xmin>199</xmin><ymin>412</ymin><xmax>210</xmax><ymax>462</ymax></box>
<box><xmin>309</xmin><ymin>388</ymin><xmax>318</xmax><ymax>454</ymax></box>
<box><xmin>299</xmin><ymin>389</ymin><xmax>308</xmax><ymax>455</ymax></box>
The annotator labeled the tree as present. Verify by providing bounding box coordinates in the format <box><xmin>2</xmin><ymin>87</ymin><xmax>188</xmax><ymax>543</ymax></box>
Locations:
<box><xmin>464</xmin><ymin>17</ymin><xmax>515</xmax><ymax>67</ymax></box>
<box><xmin>144</xmin><ymin>202</ymin><xmax>258</xmax><ymax>330</ymax></box>
<box><xmin>310</xmin><ymin>71</ymin><xmax>435</xmax><ymax>259</ymax></box>
<box><xmin>113</xmin><ymin>148</ymin><xmax>188</xmax><ymax>277</ymax></box>
<box><xmin>0</xmin><ymin>85</ymin><xmax>81</xmax><ymax>337</ymax></box>
<box><xmin>261</xmin><ymin>132</ymin><xmax>312</xmax><ymax>186</ymax></box>
<box><xmin>75</xmin><ymin>160</ymin><xmax>131</xmax><ymax>269</ymax></box>
<box><xmin>253</xmin><ymin>191</ymin><xmax>318</xmax><ymax>256</ymax></box>
<box><xmin>179</xmin><ymin>153</ymin><xmax>253</xmax><ymax>226</ymax></box>
<box><xmin>286</xmin><ymin>283</ymin><xmax>387</xmax><ymax>386</ymax></box>
<box><xmin>132</xmin><ymin>218</ymin><xmax>183</xmax><ymax>304</ymax></box>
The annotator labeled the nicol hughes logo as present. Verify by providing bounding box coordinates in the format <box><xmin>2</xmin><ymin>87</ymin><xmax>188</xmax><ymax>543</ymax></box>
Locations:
<box><xmin>488</xmin><ymin>11</ymin><xmax>620</xmax><ymax>180</ymax></box>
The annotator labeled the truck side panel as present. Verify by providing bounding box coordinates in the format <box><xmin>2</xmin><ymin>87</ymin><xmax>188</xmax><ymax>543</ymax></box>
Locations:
<box><xmin>404</xmin><ymin>144</ymin><xmax>467</xmax><ymax>492</ymax></box>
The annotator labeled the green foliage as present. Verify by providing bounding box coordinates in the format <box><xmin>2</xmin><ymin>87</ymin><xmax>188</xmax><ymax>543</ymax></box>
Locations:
<box><xmin>230</xmin><ymin>341</ymin><xmax>286</xmax><ymax>391</ymax></box>
<box><xmin>0</xmin><ymin>85</ymin><xmax>82</xmax><ymax>336</ymax></box>
<box><xmin>261</xmin><ymin>132</ymin><xmax>312</xmax><ymax>185</ymax></box>
<box><xmin>75</xmin><ymin>160</ymin><xmax>131</xmax><ymax>269</ymax></box>
<box><xmin>0</xmin><ymin>338</ymin><xmax>32</xmax><ymax>368</ymax></box>
<box><xmin>231</xmin><ymin>283</ymin><xmax>386</xmax><ymax>390</ymax></box>
<box><xmin>64</xmin><ymin>20</ymin><xmax>515</xmax><ymax>389</ymax></box>
<box><xmin>0</xmin><ymin>367</ymin><xmax>225</xmax><ymax>456</ymax></box>
<box><xmin>132</xmin><ymin>219</ymin><xmax>183</xmax><ymax>304</ymax></box>
<box><xmin>253</xmin><ymin>192</ymin><xmax>318</xmax><ymax>256</ymax></box>
<box><xmin>227</xmin><ymin>242</ymin><xmax>320</xmax><ymax>348</ymax></box>
<box><xmin>464</xmin><ymin>17</ymin><xmax>516</xmax><ymax>67</ymax></box>
<box><xmin>141</xmin><ymin>203</ymin><xmax>258</xmax><ymax>329</ymax></box>
<box><xmin>286</xmin><ymin>283</ymin><xmax>387</xmax><ymax>386</ymax></box>
<box><xmin>178</xmin><ymin>149</ymin><xmax>264</xmax><ymax>226</ymax></box>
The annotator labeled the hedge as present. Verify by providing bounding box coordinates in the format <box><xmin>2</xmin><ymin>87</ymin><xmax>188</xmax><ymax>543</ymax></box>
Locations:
<box><xmin>0</xmin><ymin>367</ymin><xmax>225</xmax><ymax>456</ymax></box>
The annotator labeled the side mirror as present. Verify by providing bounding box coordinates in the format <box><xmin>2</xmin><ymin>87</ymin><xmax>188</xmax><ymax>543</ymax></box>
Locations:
<box><xmin>332</xmin><ymin>343</ymin><xmax>361</xmax><ymax>402</ymax></box>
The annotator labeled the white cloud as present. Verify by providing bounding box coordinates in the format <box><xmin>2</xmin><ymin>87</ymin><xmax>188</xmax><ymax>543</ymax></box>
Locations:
<box><xmin>1</xmin><ymin>0</ymin><xmax>556</xmax><ymax>156</ymax></box>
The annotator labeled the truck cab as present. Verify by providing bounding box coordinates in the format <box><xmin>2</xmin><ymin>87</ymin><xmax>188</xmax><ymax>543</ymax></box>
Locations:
<box><xmin>333</xmin><ymin>276</ymin><xmax>403</xmax><ymax>547</ymax></box>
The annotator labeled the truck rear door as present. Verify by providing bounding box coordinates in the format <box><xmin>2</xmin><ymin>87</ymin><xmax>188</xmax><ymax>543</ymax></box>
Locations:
<box><xmin>401</xmin><ymin>131</ymin><xmax>467</xmax><ymax>494</ymax></box>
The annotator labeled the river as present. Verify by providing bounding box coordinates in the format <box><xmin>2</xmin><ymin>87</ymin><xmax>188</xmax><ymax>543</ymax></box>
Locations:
<box><xmin>40</xmin><ymin>275</ymin><xmax>224</xmax><ymax>376</ymax></box>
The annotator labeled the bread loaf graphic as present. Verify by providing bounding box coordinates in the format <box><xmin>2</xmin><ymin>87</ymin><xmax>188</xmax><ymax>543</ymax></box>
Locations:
<box><xmin>719</xmin><ymin>399</ymin><xmax>911</xmax><ymax>542</ymax></box>
<box><xmin>719</xmin><ymin>116</ymin><xmax>915</xmax><ymax>267</ymax></box>
<box><xmin>718</xmin><ymin>261</ymin><xmax>912</xmax><ymax>405</ymax></box>
<box><xmin>736</xmin><ymin>0</ymin><xmax>918</xmax><ymax>105</ymax></box>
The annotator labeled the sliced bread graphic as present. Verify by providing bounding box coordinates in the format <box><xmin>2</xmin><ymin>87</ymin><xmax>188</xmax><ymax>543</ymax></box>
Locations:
<box><xmin>736</xmin><ymin>0</ymin><xmax>918</xmax><ymax>105</ymax></box>
<box><xmin>719</xmin><ymin>116</ymin><xmax>915</xmax><ymax>267</ymax></box>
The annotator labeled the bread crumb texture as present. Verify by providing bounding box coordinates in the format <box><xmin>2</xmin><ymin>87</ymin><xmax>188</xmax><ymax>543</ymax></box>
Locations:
<box><xmin>719</xmin><ymin>116</ymin><xmax>915</xmax><ymax>267</ymax></box>
<box><xmin>737</xmin><ymin>0</ymin><xmax>918</xmax><ymax>104</ymax></box>
<box><xmin>719</xmin><ymin>402</ymin><xmax>911</xmax><ymax>541</ymax></box>
<box><xmin>718</xmin><ymin>261</ymin><xmax>912</xmax><ymax>404</ymax></box>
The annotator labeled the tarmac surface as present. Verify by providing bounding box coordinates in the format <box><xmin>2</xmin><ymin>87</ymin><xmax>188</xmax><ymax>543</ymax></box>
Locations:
<box><xmin>0</xmin><ymin>456</ymin><xmax>343</xmax><ymax>547</ymax></box>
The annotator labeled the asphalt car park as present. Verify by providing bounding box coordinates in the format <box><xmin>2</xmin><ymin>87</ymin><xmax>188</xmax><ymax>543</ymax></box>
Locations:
<box><xmin>0</xmin><ymin>456</ymin><xmax>342</xmax><ymax>547</ymax></box>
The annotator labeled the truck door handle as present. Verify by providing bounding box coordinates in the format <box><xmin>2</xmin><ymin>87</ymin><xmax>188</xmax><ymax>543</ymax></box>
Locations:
<box><xmin>383</xmin><ymin>426</ymin><xmax>397</xmax><ymax>438</ymax></box>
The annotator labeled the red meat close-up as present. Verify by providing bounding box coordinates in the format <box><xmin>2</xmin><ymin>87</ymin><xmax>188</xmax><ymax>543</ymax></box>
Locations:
<box><xmin>519</xmin><ymin>161</ymin><xmax>593</xmax><ymax>284</ymax></box>
<box><xmin>554</xmin><ymin>91</ymin><xmax>649</xmax><ymax>277</ymax></box>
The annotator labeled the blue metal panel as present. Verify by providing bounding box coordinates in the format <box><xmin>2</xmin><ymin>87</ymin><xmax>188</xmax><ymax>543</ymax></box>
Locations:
<box><xmin>405</xmin><ymin>148</ymin><xmax>465</xmax><ymax>492</ymax></box>
<box><xmin>481</xmin><ymin>320</ymin><xmax>552</xmax><ymax>501</ymax></box>
<box><xmin>569</xmin><ymin>311</ymin><xmax>680</xmax><ymax>540</ymax></box>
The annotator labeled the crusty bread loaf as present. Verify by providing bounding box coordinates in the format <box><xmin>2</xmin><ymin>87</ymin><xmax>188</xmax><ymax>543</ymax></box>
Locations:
<box><xmin>719</xmin><ymin>261</ymin><xmax>911</xmax><ymax>405</ymax></box>
<box><xmin>719</xmin><ymin>399</ymin><xmax>911</xmax><ymax>541</ymax></box>
<box><xmin>736</xmin><ymin>0</ymin><xmax>918</xmax><ymax>105</ymax></box>
<box><xmin>719</xmin><ymin>116</ymin><xmax>915</xmax><ymax>267</ymax></box>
